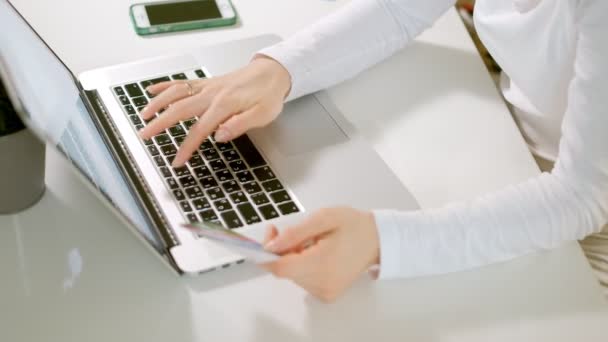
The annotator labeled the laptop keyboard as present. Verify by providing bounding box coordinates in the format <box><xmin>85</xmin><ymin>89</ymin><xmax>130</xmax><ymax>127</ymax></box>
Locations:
<box><xmin>112</xmin><ymin>69</ymin><xmax>300</xmax><ymax>230</ymax></box>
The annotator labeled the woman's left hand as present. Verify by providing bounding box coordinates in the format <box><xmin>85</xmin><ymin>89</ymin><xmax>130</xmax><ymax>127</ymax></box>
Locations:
<box><xmin>261</xmin><ymin>207</ymin><xmax>380</xmax><ymax>303</ymax></box>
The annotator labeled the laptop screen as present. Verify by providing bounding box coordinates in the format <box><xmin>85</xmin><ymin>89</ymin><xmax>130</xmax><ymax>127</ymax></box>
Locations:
<box><xmin>0</xmin><ymin>1</ymin><xmax>164</xmax><ymax>252</ymax></box>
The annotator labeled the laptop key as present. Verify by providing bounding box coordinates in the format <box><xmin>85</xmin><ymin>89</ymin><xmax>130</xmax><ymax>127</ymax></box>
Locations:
<box><xmin>233</xmin><ymin>134</ymin><xmax>266</xmax><ymax>168</ymax></box>
<box><xmin>132</xmin><ymin>96</ymin><xmax>148</xmax><ymax>107</ymax></box>
<box><xmin>185</xmin><ymin>186</ymin><xmax>204</xmax><ymax>199</ymax></box>
<box><xmin>207</xmin><ymin>187</ymin><xmax>225</xmax><ymax>200</ymax></box>
<box><xmin>179</xmin><ymin>176</ymin><xmax>197</xmax><ymax>188</ymax></box>
<box><xmin>189</xmin><ymin>154</ymin><xmax>205</xmax><ymax>167</ymax></box>
<box><xmin>192</xmin><ymin>198</ymin><xmax>211</xmax><ymax>211</ymax></box>
<box><xmin>222</xmin><ymin>150</ymin><xmax>240</xmax><ymax>162</ymax></box>
<box><xmin>143</xmin><ymin>138</ymin><xmax>153</xmax><ymax>146</ymax></box>
<box><xmin>215</xmin><ymin>169</ymin><xmax>233</xmax><ymax>182</ymax></box>
<box><xmin>179</xmin><ymin>201</ymin><xmax>193</xmax><ymax>213</ymax></box>
<box><xmin>193</xmin><ymin>166</ymin><xmax>211</xmax><ymax>179</ymax></box>
<box><xmin>200</xmin><ymin>176</ymin><xmax>218</xmax><ymax>189</ymax></box>
<box><xmin>201</xmin><ymin>148</ymin><xmax>220</xmax><ymax>160</ymax></box>
<box><xmin>215</xmin><ymin>141</ymin><xmax>233</xmax><ymax>152</ymax></box>
<box><xmin>221</xmin><ymin>210</ymin><xmax>243</xmax><ymax>229</ymax></box>
<box><xmin>172</xmin><ymin>73</ymin><xmax>187</xmax><ymax>80</ymax></box>
<box><xmin>221</xmin><ymin>180</ymin><xmax>240</xmax><ymax>193</ymax></box>
<box><xmin>137</xmin><ymin>106</ymin><xmax>146</xmax><ymax>113</ymax></box>
<box><xmin>125</xmin><ymin>83</ymin><xmax>144</xmax><ymax>97</ymax></box>
<box><xmin>237</xmin><ymin>203</ymin><xmax>261</xmax><ymax>225</ymax></box>
<box><xmin>278</xmin><ymin>202</ymin><xmax>299</xmax><ymax>215</ymax></box>
<box><xmin>195</xmin><ymin>69</ymin><xmax>206</xmax><ymax>78</ymax></box>
<box><xmin>142</xmin><ymin>76</ymin><xmax>170</xmax><ymax>86</ymax></box>
<box><xmin>169</xmin><ymin>125</ymin><xmax>186</xmax><ymax>137</ymax></box>
<box><xmin>119</xmin><ymin>95</ymin><xmax>130</xmax><ymax>105</ymax></box>
<box><xmin>236</xmin><ymin>170</ymin><xmax>254</xmax><ymax>183</ymax></box>
<box><xmin>183</xmin><ymin>119</ymin><xmax>197</xmax><ymax>129</ymax></box>
<box><xmin>262</xmin><ymin>179</ymin><xmax>283</xmax><ymax>192</ymax></box>
<box><xmin>209</xmin><ymin>159</ymin><xmax>227</xmax><ymax>172</ymax></box>
<box><xmin>199</xmin><ymin>139</ymin><xmax>214</xmax><ymax>150</ymax></box>
<box><xmin>135</xmin><ymin>124</ymin><xmax>144</xmax><ymax>131</ymax></box>
<box><xmin>153</xmin><ymin>155</ymin><xmax>165</xmax><ymax>167</ymax></box>
<box><xmin>199</xmin><ymin>209</ymin><xmax>218</xmax><ymax>222</ymax></box>
<box><xmin>259</xmin><ymin>204</ymin><xmax>279</xmax><ymax>220</ymax></box>
<box><xmin>173</xmin><ymin>189</ymin><xmax>185</xmax><ymax>201</ymax></box>
<box><xmin>206</xmin><ymin>149</ymin><xmax>223</xmax><ymax>161</ymax></box>
<box><xmin>114</xmin><ymin>86</ymin><xmax>125</xmax><ymax>96</ymax></box>
<box><xmin>147</xmin><ymin>145</ymin><xmax>160</xmax><ymax>156</ymax></box>
<box><xmin>159</xmin><ymin>166</ymin><xmax>172</xmax><ymax>178</ymax></box>
<box><xmin>174</xmin><ymin>136</ymin><xmax>185</xmax><ymax>146</ymax></box>
<box><xmin>251</xmin><ymin>193</ymin><xmax>270</xmax><ymax>206</ymax></box>
<box><xmin>173</xmin><ymin>166</ymin><xmax>190</xmax><ymax>177</ymax></box>
<box><xmin>270</xmin><ymin>190</ymin><xmax>291</xmax><ymax>204</ymax></box>
<box><xmin>129</xmin><ymin>115</ymin><xmax>142</xmax><ymax>126</ymax></box>
<box><xmin>230</xmin><ymin>191</ymin><xmax>247</xmax><ymax>204</ymax></box>
<box><xmin>154</xmin><ymin>134</ymin><xmax>172</xmax><ymax>145</ymax></box>
<box><xmin>125</xmin><ymin>105</ymin><xmax>136</xmax><ymax>115</ymax></box>
<box><xmin>166</xmin><ymin>178</ymin><xmax>179</xmax><ymax>190</ymax></box>
<box><xmin>229</xmin><ymin>160</ymin><xmax>247</xmax><ymax>172</ymax></box>
<box><xmin>253</xmin><ymin>166</ymin><xmax>276</xmax><ymax>182</ymax></box>
<box><xmin>187</xmin><ymin>213</ymin><xmax>199</xmax><ymax>223</ymax></box>
<box><xmin>140</xmin><ymin>81</ymin><xmax>152</xmax><ymax>89</ymax></box>
<box><xmin>243</xmin><ymin>182</ymin><xmax>262</xmax><ymax>194</ymax></box>
<box><xmin>214</xmin><ymin>199</ymin><xmax>232</xmax><ymax>212</ymax></box>
<box><xmin>161</xmin><ymin>144</ymin><xmax>178</xmax><ymax>156</ymax></box>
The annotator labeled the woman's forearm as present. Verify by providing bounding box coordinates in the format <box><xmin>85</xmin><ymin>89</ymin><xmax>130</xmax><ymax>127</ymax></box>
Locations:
<box><xmin>259</xmin><ymin>0</ymin><xmax>456</xmax><ymax>101</ymax></box>
<box><xmin>373</xmin><ymin>2</ymin><xmax>608</xmax><ymax>278</ymax></box>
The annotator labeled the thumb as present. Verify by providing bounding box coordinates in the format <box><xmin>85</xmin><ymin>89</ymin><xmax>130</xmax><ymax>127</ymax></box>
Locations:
<box><xmin>263</xmin><ymin>225</ymin><xmax>279</xmax><ymax>245</ymax></box>
<box><xmin>214</xmin><ymin>105</ymin><xmax>267</xmax><ymax>143</ymax></box>
<box><xmin>264</xmin><ymin>210</ymin><xmax>336</xmax><ymax>254</ymax></box>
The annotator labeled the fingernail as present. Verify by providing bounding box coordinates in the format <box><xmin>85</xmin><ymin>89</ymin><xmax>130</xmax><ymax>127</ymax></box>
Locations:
<box><xmin>214</xmin><ymin>128</ymin><xmax>231</xmax><ymax>143</ymax></box>
<box><xmin>264</xmin><ymin>239</ymin><xmax>280</xmax><ymax>253</ymax></box>
<box><xmin>171</xmin><ymin>155</ymin><xmax>182</xmax><ymax>168</ymax></box>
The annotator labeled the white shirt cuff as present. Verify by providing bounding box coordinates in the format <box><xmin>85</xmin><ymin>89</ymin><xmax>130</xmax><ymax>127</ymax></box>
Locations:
<box><xmin>372</xmin><ymin>209</ymin><xmax>404</xmax><ymax>279</ymax></box>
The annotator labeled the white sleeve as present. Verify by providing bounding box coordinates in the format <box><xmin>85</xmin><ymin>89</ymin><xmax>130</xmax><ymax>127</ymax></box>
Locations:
<box><xmin>258</xmin><ymin>0</ymin><xmax>456</xmax><ymax>101</ymax></box>
<box><xmin>373</xmin><ymin>0</ymin><xmax>608</xmax><ymax>279</ymax></box>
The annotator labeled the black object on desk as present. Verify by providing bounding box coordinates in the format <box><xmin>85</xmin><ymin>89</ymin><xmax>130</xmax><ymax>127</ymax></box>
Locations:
<box><xmin>0</xmin><ymin>76</ymin><xmax>46</xmax><ymax>214</ymax></box>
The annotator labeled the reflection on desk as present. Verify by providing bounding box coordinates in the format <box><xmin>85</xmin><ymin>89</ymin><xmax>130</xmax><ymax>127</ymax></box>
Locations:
<box><xmin>2</xmin><ymin>158</ymin><xmax>606</xmax><ymax>341</ymax></box>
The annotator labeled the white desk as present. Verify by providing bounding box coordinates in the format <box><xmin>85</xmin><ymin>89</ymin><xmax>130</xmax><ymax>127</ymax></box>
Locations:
<box><xmin>2</xmin><ymin>1</ymin><xmax>607</xmax><ymax>341</ymax></box>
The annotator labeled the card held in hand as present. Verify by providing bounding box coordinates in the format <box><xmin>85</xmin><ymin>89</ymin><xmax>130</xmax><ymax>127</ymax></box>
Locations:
<box><xmin>182</xmin><ymin>221</ymin><xmax>279</xmax><ymax>263</ymax></box>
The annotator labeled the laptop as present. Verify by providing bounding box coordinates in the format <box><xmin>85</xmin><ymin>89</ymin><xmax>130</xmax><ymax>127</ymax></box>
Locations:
<box><xmin>0</xmin><ymin>0</ymin><xmax>419</xmax><ymax>275</ymax></box>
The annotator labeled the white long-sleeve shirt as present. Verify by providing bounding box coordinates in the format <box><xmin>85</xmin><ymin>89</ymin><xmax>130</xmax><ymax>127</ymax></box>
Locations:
<box><xmin>259</xmin><ymin>0</ymin><xmax>608</xmax><ymax>279</ymax></box>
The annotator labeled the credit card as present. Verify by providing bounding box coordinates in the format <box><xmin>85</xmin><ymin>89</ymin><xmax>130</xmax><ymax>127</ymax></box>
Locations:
<box><xmin>182</xmin><ymin>221</ymin><xmax>279</xmax><ymax>263</ymax></box>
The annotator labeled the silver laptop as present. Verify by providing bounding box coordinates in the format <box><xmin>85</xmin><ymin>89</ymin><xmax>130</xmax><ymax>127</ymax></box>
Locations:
<box><xmin>0</xmin><ymin>1</ymin><xmax>419</xmax><ymax>275</ymax></box>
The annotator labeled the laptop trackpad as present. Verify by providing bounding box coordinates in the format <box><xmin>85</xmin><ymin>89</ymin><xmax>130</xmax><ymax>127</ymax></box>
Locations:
<box><xmin>263</xmin><ymin>95</ymin><xmax>348</xmax><ymax>156</ymax></box>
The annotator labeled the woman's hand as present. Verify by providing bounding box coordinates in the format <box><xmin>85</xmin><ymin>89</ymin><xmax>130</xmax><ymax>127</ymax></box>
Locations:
<box><xmin>139</xmin><ymin>56</ymin><xmax>291</xmax><ymax>167</ymax></box>
<box><xmin>261</xmin><ymin>207</ymin><xmax>380</xmax><ymax>303</ymax></box>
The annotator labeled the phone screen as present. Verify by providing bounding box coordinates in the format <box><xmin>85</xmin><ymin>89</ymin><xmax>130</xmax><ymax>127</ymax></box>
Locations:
<box><xmin>145</xmin><ymin>1</ymin><xmax>222</xmax><ymax>25</ymax></box>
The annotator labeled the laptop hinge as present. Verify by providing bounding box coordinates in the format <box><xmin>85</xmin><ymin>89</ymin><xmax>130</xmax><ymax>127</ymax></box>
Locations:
<box><xmin>79</xmin><ymin>87</ymin><xmax>179</xmax><ymax>251</ymax></box>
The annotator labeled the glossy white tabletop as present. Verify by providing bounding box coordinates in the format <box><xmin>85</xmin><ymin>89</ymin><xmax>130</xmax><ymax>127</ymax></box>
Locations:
<box><xmin>2</xmin><ymin>1</ymin><xmax>607</xmax><ymax>341</ymax></box>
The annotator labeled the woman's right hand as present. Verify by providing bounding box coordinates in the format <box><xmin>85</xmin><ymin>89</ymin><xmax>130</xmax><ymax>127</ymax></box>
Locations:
<box><xmin>139</xmin><ymin>55</ymin><xmax>292</xmax><ymax>167</ymax></box>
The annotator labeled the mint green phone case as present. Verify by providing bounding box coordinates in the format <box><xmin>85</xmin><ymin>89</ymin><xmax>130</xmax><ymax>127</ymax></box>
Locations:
<box><xmin>129</xmin><ymin>1</ymin><xmax>237</xmax><ymax>36</ymax></box>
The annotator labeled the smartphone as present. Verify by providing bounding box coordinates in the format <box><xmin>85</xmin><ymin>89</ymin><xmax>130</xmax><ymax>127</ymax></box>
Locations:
<box><xmin>130</xmin><ymin>0</ymin><xmax>237</xmax><ymax>36</ymax></box>
<box><xmin>182</xmin><ymin>221</ymin><xmax>279</xmax><ymax>264</ymax></box>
